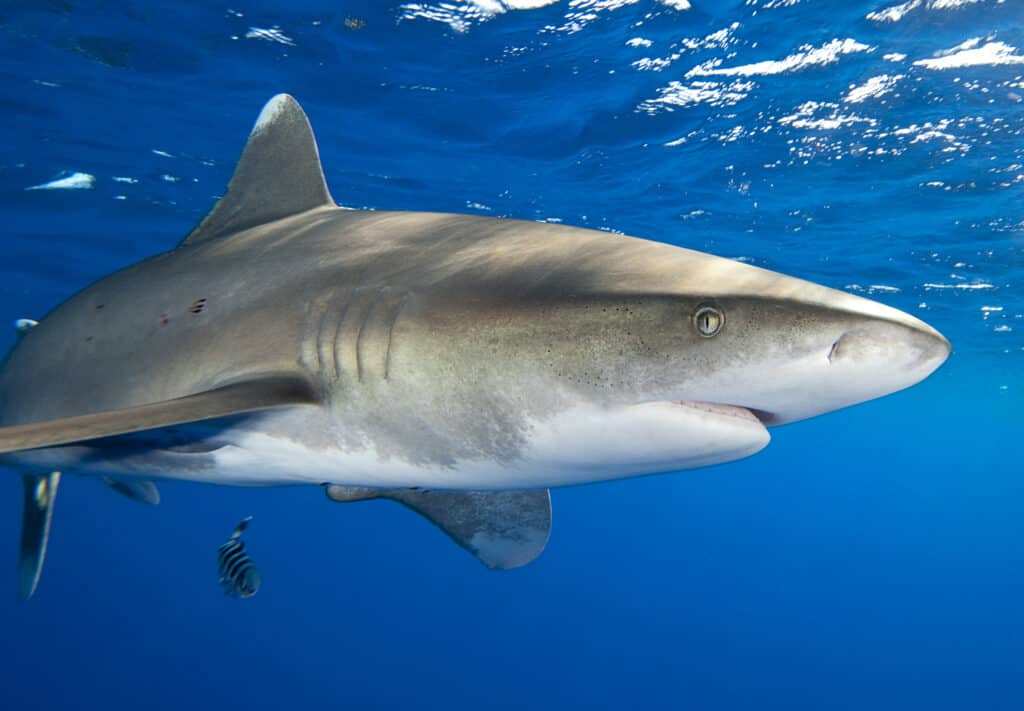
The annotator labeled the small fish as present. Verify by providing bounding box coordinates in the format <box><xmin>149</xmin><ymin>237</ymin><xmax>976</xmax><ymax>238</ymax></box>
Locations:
<box><xmin>217</xmin><ymin>517</ymin><xmax>261</xmax><ymax>598</ymax></box>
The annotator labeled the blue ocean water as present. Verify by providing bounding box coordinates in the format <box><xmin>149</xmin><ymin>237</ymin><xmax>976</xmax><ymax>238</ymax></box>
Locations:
<box><xmin>0</xmin><ymin>0</ymin><xmax>1022</xmax><ymax>708</ymax></box>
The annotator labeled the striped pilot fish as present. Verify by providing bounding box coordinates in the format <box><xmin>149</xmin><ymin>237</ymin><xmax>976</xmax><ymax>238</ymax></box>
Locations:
<box><xmin>217</xmin><ymin>517</ymin><xmax>261</xmax><ymax>598</ymax></box>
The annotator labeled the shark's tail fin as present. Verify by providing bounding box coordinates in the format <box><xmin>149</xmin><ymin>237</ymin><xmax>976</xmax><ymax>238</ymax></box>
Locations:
<box><xmin>18</xmin><ymin>471</ymin><xmax>61</xmax><ymax>601</ymax></box>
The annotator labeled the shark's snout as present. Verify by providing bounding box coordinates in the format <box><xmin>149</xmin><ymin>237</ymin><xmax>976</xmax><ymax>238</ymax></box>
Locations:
<box><xmin>704</xmin><ymin>292</ymin><xmax>952</xmax><ymax>428</ymax></box>
<box><xmin>828</xmin><ymin>317</ymin><xmax>950</xmax><ymax>378</ymax></box>
<box><xmin>762</xmin><ymin>312</ymin><xmax>951</xmax><ymax>426</ymax></box>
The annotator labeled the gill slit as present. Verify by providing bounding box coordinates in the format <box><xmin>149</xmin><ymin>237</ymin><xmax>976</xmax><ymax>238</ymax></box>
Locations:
<box><xmin>354</xmin><ymin>288</ymin><xmax>384</xmax><ymax>383</ymax></box>
<box><xmin>332</xmin><ymin>289</ymin><xmax>355</xmax><ymax>382</ymax></box>
<box><xmin>313</xmin><ymin>306</ymin><xmax>331</xmax><ymax>377</ymax></box>
<box><xmin>384</xmin><ymin>293</ymin><xmax>409</xmax><ymax>381</ymax></box>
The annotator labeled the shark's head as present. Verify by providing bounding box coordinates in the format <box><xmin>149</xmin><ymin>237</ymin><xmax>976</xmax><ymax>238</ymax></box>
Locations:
<box><xmin>655</xmin><ymin>274</ymin><xmax>950</xmax><ymax>427</ymax></box>
<box><xmin>401</xmin><ymin>219</ymin><xmax>950</xmax><ymax>475</ymax></box>
<box><xmin>579</xmin><ymin>234</ymin><xmax>951</xmax><ymax>428</ymax></box>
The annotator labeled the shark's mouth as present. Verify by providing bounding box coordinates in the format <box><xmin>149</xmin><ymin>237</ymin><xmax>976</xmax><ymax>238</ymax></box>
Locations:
<box><xmin>672</xmin><ymin>401</ymin><xmax>777</xmax><ymax>427</ymax></box>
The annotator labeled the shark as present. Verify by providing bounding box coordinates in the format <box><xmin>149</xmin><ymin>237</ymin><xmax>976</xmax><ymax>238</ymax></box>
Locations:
<box><xmin>1</xmin><ymin>95</ymin><xmax>950</xmax><ymax>600</ymax></box>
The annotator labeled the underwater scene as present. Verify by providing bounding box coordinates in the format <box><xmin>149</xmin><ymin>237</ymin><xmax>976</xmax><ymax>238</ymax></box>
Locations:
<box><xmin>1</xmin><ymin>1</ymin><xmax>1022</xmax><ymax>709</ymax></box>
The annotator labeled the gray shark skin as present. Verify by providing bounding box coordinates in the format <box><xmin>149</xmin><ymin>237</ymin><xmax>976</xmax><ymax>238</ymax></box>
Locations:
<box><xmin>0</xmin><ymin>95</ymin><xmax>950</xmax><ymax>598</ymax></box>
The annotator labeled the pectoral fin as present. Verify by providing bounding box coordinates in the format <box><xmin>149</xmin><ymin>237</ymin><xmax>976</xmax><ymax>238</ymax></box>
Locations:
<box><xmin>0</xmin><ymin>376</ymin><xmax>318</xmax><ymax>455</ymax></box>
<box><xmin>102</xmin><ymin>477</ymin><xmax>161</xmax><ymax>505</ymax></box>
<box><xmin>19</xmin><ymin>471</ymin><xmax>61</xmax><ymax>601</ymax></box>
<box><xmin>325</xmin><ymin>486</ymin><xmax>551</xmax><ymax>570</ymax></box>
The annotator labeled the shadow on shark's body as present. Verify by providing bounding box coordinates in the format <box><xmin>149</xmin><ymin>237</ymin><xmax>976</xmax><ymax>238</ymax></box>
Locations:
<box><xmin>0</xmin><ymin>95</ymin><xmax>950</xmax><ymax>600</ymax></box>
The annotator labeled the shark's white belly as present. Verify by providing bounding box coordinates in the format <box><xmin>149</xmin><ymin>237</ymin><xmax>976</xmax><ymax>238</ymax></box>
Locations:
<box><xmin>181</xmin><ymin>400</ymin><xmax>769</xmax><ymax>489</ymax></box>
<box><xmin>6</xmin><ymin>400</ymin><xmax>769</xmax><ymax>489</ymax></box>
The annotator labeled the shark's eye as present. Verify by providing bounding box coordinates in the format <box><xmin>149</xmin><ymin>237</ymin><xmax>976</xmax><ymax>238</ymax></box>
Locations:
<box><xmin>694</xmin><ymin>305</ymin><xmax>724</xmax><ymax>337</ymax></box>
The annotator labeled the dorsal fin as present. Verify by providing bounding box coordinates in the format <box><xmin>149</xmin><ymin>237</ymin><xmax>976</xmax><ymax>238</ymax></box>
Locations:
<box><xmin>181</xmin><ymin>94</ymin><xmax>335</xmax><ymax>247</ymax></box>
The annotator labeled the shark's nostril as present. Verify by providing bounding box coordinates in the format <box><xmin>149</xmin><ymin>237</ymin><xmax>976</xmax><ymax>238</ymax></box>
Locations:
<box><xmin>826</xmin><ymin>328</ymin><xmax>878</xmax><ymax>364</ymax></box>
<box><xmin>827</xmin><ymin>337</ymin><xmax>842</xmax><ymax>363</ymax></box>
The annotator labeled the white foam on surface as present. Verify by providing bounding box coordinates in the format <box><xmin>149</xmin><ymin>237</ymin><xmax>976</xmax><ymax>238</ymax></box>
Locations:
<box><xmin>867</xmin><ymin>0</ymin><xmax>984</xmax><ymax>22</ymax></box>
<box><xmin>459</xmin><ymin>0</ymin><xmax>559</xmax><ymax>10</ymax></box>
<box><xmin>846</xmin><ymin>284</ymin><xmax>902</xmax><ymax>294</ymax></box>
<box><xmin>633</xmin><ymin>57</ymin><xmax>672</xmax><ymax>71</ymax></box>
<box><xmin>639</xmin><ymin>80</ymin><xmax>755</xmax><ymax>114</ymax></box>
<box><xmin>401</xmin><ymin>0</ymin><xmax>635</xmax><ymax>33</ymax></box>
<box><xmin>687</xmin><ymin>23</ymin><xmax>741</xmax><ymax>51</ymax></box>
<box><xmin>778</xmin><ymin>101</ymin><xmax>876</xmax><ymax>130</ymax></box>
<box><xmin>687</xmin><ymin>38</ymin><xmax>872</xmax><ymax>77</ymax></box>
<box><xmin>866</xmin><ymin>0</ymin><xmax>921</xmax><ymax>22</ymax></box>
<box><xmin>543</xmin><ymin>0</ymin><xmax>641</xmax><ymax>35</ymax></box>
<box><xmin>399</xmin><ymin>0</ymin><xmax>557</xmax><ymax>32</ymax></box>
<box><xmin>245</xmin><ymin>27</ymin><xmax>296</xmax><ymax>46</ymax></box>
<box><xmin>929</xmin><ymin>0</ymin><xmax>983</xmax><ymax>8</ymax></box>
<box><xmin>631</xmin><ymin>24</ymin><xmax>740</xmax><ymax>73</ymax></box>
<box><xmin>923</xmin><ymin>282</ymin><xmax>995</xmax><ymax>290</ymax></box>
<box><xmin>871</xmin><ymin>117</ymin><xmax>972</xmax><ymax>154</ymax></box>
<box><xmin>26</xmin><ymin>172</ymin><xmax>95</xmax><ymax>191</ymax></box>
<box><xmin>914</xmin><ymin>41</ymin><xmax>1024</xmax><ymax>70</ymax></box>
<box><xmin>844</xmin><ymin>74</ymin><xmax>904</xmax><ymax>103</ymax></box>
<box><xmin>400</xmin><ymin>3</ymin><xmax>486</xmax><ymax>31</ymax></box>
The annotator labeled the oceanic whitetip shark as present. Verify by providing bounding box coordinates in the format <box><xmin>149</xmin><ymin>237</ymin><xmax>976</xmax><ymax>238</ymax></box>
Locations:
<box><xmin>1</xmin><ymin>95</ymin><xmax>950</xmax><ymax>600</ymax></box>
